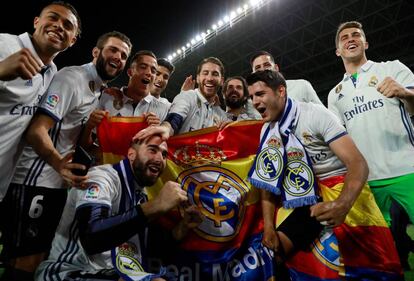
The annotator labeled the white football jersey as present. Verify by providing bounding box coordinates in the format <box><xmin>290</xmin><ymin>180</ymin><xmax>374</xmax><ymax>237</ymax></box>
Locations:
<box><xmin>12</xmin><ymin>63</ymin><xmax>103</xmax><ymax>188</ymax></box>
<box><xmin>0</xmin><ymin>33</ymin><xmax>57</xmax><ymax>199</ymax></box>
<box><xmin>328</xmin><ymin>60</ymin><xmax>414</xmax><ymax>180</ymax></box>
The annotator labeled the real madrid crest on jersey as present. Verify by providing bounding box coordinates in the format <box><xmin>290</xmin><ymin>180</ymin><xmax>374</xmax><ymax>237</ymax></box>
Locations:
<box><xmin>113</xmin><ymin>97</ymin><xmax>124</xmax><ymax>110</ymax></box>
<box><xmin>88</xmin><ymin>81</ymin><xmax>95</xmax><ymax>92</ymax></box>
<box><xmin>335</xmin><ymin>84</ymin><xmax>342</xmax><ymax>94</ymax></box>
<box><xmin>368</xmin><ymin>76</ymin><xmax>378</xmax><ymax>87</ymax></box>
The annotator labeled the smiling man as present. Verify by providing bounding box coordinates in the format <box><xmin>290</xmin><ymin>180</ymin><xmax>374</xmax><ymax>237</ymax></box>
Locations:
<box><xmin>79</xmin><ymin>51</ymin><xmax>171</xmax><ymax>152</ymax></box>
<box><xmin>1</xmin><ymin>31</ymin><xmax>132</xmax><ymax>279</ymax></box>
<box><xmin>135</xmin><ymin>57</ymin><xmax>229</xmax><ymax>140</ymax></box>
<box><xmin>150</xmin><ymin>58</ymin><xmax>175</xmax><ymax>107</ymax></box>
<box><xmin>223</xmin><ymin>76</ymin><xmax>261</xmax><ymax>121</ymax></box>
<box><xmin>0</xmin><ymin>1</ymin><xmax>81</xmax><ymax>200</ymax></box>
<box><xmin>35</xmin><ymin>135</ymin><xmax>194</xmax><ymax>281</ymax></box>
<box><xmin>328</xmin><ymin>21</ymin><xmax>414</xmax><ymax>269</ymax></box>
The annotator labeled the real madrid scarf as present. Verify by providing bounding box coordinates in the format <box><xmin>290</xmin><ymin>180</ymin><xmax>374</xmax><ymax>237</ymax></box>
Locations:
<box><xmin>111</xmin><ymin>159</ymin><xmax>167</xmax><ymax>281</ymax></box>
<box><xmin>248</xmin><ymin>98</ymin><xmax>318</xmax><ymax>208</ymax></box>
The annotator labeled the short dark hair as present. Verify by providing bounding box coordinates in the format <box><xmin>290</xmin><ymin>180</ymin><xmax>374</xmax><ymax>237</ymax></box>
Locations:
<box><xmin>42</xmin><ymin>1</ymin><xmax>82</xmax><ymax>37</ymax></box>
<box><xmin>335</xmin><ymin>21</ymin><xmax>366</xmax><ymax>47</ymax></box>
<box><xmin>196</xmin><ymin>57</ymin><xmax>225</xmax><ymax>77</ymax></box>
<box><xmin>157</xmin><ymin>58</ymin><xmax>175</xmax><ymax>74</ymax></box>
<box><xmin>249</xmin><ymin>50</ymin><xmax>275</xmax><ymax>66</ymax></box>
<box><xmin>96</xmin><ymin>31</ymin><xmax>132</xmax><ymax>51</ymax></box>
<box><xmin>223</xmin><ymin>76</ymin><xmax>249</xmax><ymax>98</ymax></box>
<box><xmin>130</xmin><ymin>50</ymin><xmax>157</xmax><ymax>65</ymax></box>
<box><xmin>246</xmin><ymin>70</ymin><xmax>287</xmax><ymax>92</ymax></box>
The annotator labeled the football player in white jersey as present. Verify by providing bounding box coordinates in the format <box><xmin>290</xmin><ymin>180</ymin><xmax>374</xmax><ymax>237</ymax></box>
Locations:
<box><xmin>0</xmin><ymin>2</ymin><xmax>80</xmax><ymax>199</ymax></box>
<box><xmin>222</xmin><ymin>76</ymin><xmax>261</xmax><ymax>121</ymax></box>
<box><xmin>246</xmin><ymin>69</ymin><xmax>368</xmax><ymax>268</ymax></box>
<box><xmin>250</xmin><ymin>50</ymin><xmax>324</xmax><ymax>105</ymax></box>
<box><xmin>80</xmin><ymin>51</ymin><xmax>171</xmax><ymax>151</ymax></box>
<box><xmin>1</xmin><ymin>31</ymin><xmax>131</xmax><ymax>280</ymax></box>
<box><xmin>35</xmin><ymin>135</ymin><xmax>199</xmax><ymax>281</ymax></box>
<box><xmin>150</xmin><ymin>58</ymin><xmax>175</xmax><ymax>107</ymax></box>
<box><xmin>134</xmin><ymin>57</ymin><xmax>230</xmax><ymax>139</ymax></box>
<box><xmin>247</xmin><ymin>70</ymin><xmax>402</xmax><ymax>278</ymax></box>
<box><xmin>328</xmin><ymin>20</ymin><xmax>414</xmax><ymax>269</ymax></box>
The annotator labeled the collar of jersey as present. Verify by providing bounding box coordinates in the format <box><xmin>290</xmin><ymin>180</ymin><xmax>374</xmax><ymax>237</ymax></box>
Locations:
<box><xmin>85</xmin><ymin>62</ymin><xmax>104</xmax><ymax>93</ymax></box>
<box><xmin>18</xmin><ymin>32</ymin><xmax>55</xmax><ymax>70</ymax></box>
<box><xmin>121</xmin><ymin>87</ymin><xmax>154</xmax><ymax>105</ymax></box>
<box><xmin>342</xmin><ymin>60</ymin><xmax>374</xmax><ymax>81</ymax></box>
<box><xmin>195</xmin><ymin>88</ymin><xmax>210</xmax><ymax>105</ymax></box>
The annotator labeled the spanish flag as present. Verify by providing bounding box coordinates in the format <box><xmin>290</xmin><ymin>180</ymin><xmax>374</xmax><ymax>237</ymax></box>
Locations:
<box><xmin>97</xmin><ymin>116</ymin><xmax>147</xmax><ymax>164</ymax></box>
<box><xmin>97</xmin><ymin>117</ymin><xmax>402</xmax><ymax>280</ymax></box>
<box><xmin>283</xmin><ymin>176</ymin><xmax>402</xmax><ymax>280</ymax></box>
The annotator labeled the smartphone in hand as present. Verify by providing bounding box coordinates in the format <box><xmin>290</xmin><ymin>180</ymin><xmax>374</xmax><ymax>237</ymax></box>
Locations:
<box><xmin>72</xmin><ymin>145</ymin><xmax>92</xmax><ymax>176</ymax></box>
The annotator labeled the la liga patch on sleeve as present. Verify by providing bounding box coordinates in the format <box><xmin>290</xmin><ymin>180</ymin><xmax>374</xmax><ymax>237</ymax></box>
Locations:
<box><xmin>84</xmin><ymin>184</ymin><xmax>100</xmax><ymax>200</ymax></box>
<box><xmin>45</xmin><ymin>94</ymin><xmax>60</xmax><ymax>110</ymax></box>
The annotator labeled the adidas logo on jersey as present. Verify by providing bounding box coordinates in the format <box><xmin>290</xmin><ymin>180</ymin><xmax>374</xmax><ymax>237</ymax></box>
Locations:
<box><xmin>25</xmin><ymin>79</ymin><xmax>33</xmax><ymax>87</ymax></box>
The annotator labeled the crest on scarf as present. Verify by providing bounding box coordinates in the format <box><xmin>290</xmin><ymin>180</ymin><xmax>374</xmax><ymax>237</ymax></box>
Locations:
<box><xmin>178</xmin><ymin>165</ymin><xmax>248</xmax><ymax>242</ymax></box>
<box><xmin>254</xmin><ymin>136</ymin><xmax>283</xmax><ymax>182</ymax></box>
<box><xmin>283</xmin><ymin>148</ymin><xmax>315</xmax><ymax>197</ymax></box>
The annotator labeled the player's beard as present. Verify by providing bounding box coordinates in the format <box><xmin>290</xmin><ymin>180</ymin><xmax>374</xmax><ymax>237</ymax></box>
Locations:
<box><xmin>133</xmin><ymin>159</ymin><xmax>161</xmax><ymax>187</ymax></box>
<box><xmin>95</xmin><ymin>52</ymin><xmax>122</xmax><ymax>81</ymax></box>
<box><xmin>225</xmin><ymin>91</ymin><xmax>246</xmax><ymax>109</ymax></box>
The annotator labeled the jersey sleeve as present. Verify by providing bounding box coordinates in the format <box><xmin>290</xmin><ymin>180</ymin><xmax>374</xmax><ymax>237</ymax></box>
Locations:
<box><xmin>75</xmin><ymin>167</ymin><xmax>118</xmax><ymax>209</ymax></box>
<box><xmin>303</xmin><ymin>80</ymin><xmax>324</xmax><ymax>105</ymax></box>
<box><xmin>389</xmin><ymin>60</ymin><xmax>414</xmax><ymax>89</ymax></box>
<box><xmin>311</xmin><ymin>104</ymin><xmax>347</xmax><ymax>144</ymax></box>
<box><xmin>168</xmin><ymin>90</ymin><xmax>196</xmax><ymax>119</ymax></box>
<box><xmin>327</xmin><ymin>87</ymin><xmax>345</xmax><ymax>126</ymax></box>
<box><xmin>37</xmin><ymin>68</ymin><xmax>79</xmax><ymax>122</ymax></box>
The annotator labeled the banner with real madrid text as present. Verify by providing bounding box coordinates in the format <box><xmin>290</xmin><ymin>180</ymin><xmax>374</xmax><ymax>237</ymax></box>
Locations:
<box><xmin>97</xmin><ymin>116</ymin><xmax>401</xmax><ymax>281</ymax></box>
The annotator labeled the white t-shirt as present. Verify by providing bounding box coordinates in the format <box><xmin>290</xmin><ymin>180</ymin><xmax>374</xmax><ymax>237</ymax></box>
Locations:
<box><xmin>328</xmin><ymin>60</ymin><xmax>414</xmax><ymax>180</ymax></box>
<box><xmin>99</xmin><ymin>89</ymin><xmax>169</xmax><ymax>121</ymax></box>
<box><xmin>12</xmin><ymin>63</ymin><xmax>103</xmax><ymax>188</ymax></box>
<box><xmin>168</xmin><ymin>88</ymin><xmax>229</xmax><ymax>134</ymax></box>
<box><xmin>287</xmin><ymin>79</ymin><xmax>323</xmax><ymax>105</ymax></box>
<box><xmin>35</xmin><ymin>164</ymin><xmax>123</xmax><ymax>281</ymax></box>
<box><xmin>0</xmin><ymin>33</ymin><xmax>57</xmax><ymax>199</ymax></box>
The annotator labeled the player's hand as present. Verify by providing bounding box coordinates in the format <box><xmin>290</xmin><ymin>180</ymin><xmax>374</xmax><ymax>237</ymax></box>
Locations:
<box><xmin>154</xmin><ymin>181</ymin><xmax>188</xmax><ymax>213</ymax></box>
<box><xmin>0</xmin><ymin>48</ymin><xmax>43</xmax><ymax>80</ymax></box>
<box><xmin>143</xmin><ymin>112</ymin><xmax>161</xmax><ymax>126</ymax></box>
<box><xmin>57</xmin><ymin>152</ymin><xmax>89</xmax><ymax>189</ymax></box>
<box><xmin>181</xmin><ymin>75</ymin><xmax>195</xmax><ymax>91</ymax></box>
<box><xmin>85</xmin><ymin>109</ymin><xmax>108</xmax><ymax>130</ymax></box>
<box><xmin>181</xmin><ymin>203</ymin><xmax>203</xmax><ymax>229</ymax></box>
<box><xmin>133</xmin><ymin>125</ymin><xmax>171</xmax><ymax>142</ymax></box>
<box><xmin>377</xmin><ymin>77</ymin><xmax>407</xmax><ymax>99</ymax></box>
<box><xmin>216</xmin><ymin>120</ymin><xmax>232</xmax><ymax>130</ymax></box>
<box><xmin>262</xmin><ymin>226</ymin><xmax>281</xmax><ymax>254</ymax></box>
<box><xmin>310</xmin><ymin>199</ymin><xmax>351</xmax><ymax>227</ymax></box>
